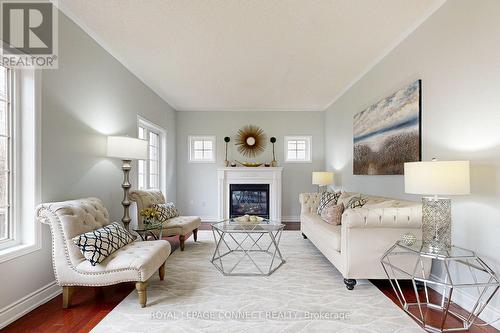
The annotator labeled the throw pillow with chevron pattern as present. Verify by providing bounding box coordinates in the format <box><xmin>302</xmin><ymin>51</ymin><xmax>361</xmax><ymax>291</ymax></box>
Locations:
<box><xmin>316</xmin><ymin>191</ymin><xmax>342</xmax><ymax>215</ymax></box>
<box><xmin>346</xmin><ymin>196</ymin><xmax>367</xmax><ymax>209</ymax></box>
<box><xmin>72</xmin><ymin>222</ymin><xmax>135</xmax><ymax>266</ymax></box>
<box><xmin>153</xmin><ymin>202</ymin><xmax>179</xmax><ymax>223</ymax></box>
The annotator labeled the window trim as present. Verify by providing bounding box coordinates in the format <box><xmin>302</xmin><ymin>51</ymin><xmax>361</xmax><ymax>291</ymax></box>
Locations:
<box><xmin>188</xmin><ymin>135</ymin><xmax>216</xmax><ymax>163</ymax></box>
<box><xmin>0</xmin><ymin>65</ymin><xmax>16</xmax><ymax>249</ymax></box>
<box><xmin>0</xmin><ymin>68</ymin><xmax>42</xmax><ymax>263</ymax></box>
<box><xmin>137</xmin><ymin>115</ymin><xmax>167</xmax><ymax>195</ymax></box>
<box><xmin>284</xmin><ymin>135</ymin><xmax>312</xmax><ymax>163</ymax></box>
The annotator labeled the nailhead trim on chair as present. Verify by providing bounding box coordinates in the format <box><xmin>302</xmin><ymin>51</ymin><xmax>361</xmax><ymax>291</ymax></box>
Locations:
<box><xmin>37</xmin><ymin>206</ymin><xmax>147</xmax><ymax>285</ymax></box>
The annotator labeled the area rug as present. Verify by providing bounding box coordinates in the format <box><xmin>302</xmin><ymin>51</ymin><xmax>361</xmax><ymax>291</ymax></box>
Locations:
<box><xmin>91</xmin><ymin>231</ymin><xmax>423</xmax><ymax>333</ymax></box>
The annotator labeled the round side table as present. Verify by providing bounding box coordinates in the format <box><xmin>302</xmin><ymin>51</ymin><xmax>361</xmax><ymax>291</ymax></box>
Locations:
<box><xmin>381</xmin><ymin>241</ymin><xmax>499</xmax><ymax>332</ymax></box>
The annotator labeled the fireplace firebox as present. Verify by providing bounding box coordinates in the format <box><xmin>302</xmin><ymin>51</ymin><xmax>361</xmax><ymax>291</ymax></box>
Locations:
<box><xmin>229</xmin><ymin>184</ymin><xmax>270</xmax><ymax>218</ymax></box>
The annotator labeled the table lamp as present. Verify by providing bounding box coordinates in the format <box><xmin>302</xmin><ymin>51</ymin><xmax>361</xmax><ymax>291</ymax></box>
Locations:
<box><xmin>404</xmin><ymin>159</ymin><xmax>470</xmax><ymax>251</ymax></box>
<box><xmin>312</xmin><ymin>172</ymin><xmax>334</xmax><ymax>192</ymax></box>
<box><xmin>107</xmin><ymin>136</ymin><xmax>148</xmax><ymax>230</ymax></box>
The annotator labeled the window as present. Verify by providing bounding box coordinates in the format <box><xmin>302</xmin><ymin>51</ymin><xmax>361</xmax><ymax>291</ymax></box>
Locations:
<box><xmin>0</xmin><ymin>66</ymin><xmax>12</xmax><ymax>246</ymax></box>
<box><xmin>138</xmin><ymin>117</ymin><xmax>166</xmax><ymax>193</ymax></box>
<box><xmin>189</xmin><ymin>136</ymin><xmax>216</xmax><ymax>163</ymax></box>
<box><xmin>284</xmin><ymin>136</ymin><xmax>312</xmax><ymax>163</ymax></box>
<box><xmin>0</xmin><ymin>66</ymin><xmax>41</xmax><ymax>260</ymax></box>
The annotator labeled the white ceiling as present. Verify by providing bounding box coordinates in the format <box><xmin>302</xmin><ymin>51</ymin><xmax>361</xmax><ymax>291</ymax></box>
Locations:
<box><xmin>58</xmin><ymin>0</ymin><xmax>445</xmax><ymax>111</ymax></box>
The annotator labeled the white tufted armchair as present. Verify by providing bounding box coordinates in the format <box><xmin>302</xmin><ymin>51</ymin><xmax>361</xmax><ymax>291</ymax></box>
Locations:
<box><xmin>129</xmin><ymin>189</ymin><xmax>201</xmax><ymax>251</ymax></box>
<box><xmin>36</xmin><ymin>197</ymin><xmax>171</xmax><ymax>308</ymax></box>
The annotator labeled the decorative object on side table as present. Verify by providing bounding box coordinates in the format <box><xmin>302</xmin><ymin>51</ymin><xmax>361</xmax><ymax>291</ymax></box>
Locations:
<box><xmin>140</xmin><ymin>208</ymin><xmax>158</xmax><ymax>226</ymax></box>
<box><xmin>353</xmin><ymin>80</ymin><xmax>421</xmax><ymax>175</ymax></box>
<box><xmin>404</xmin><ymin>159</ymin><xmax>470</xmax><ymax>251</ymax></box>
<box><xmin>224</xmin><ymin>136</ymin><xmax>231</xmax><ymax>167</ymax></box>
<box><xmin>107</xmin><ymin>136</ymin><xmax>148</xmax><ymax>230</ymax></box>
<box><xmin>270</xmin><ymin>137</ymin><xmax>277</xmax><ymax>166</ymax></box>
<box><xmin>235</xmin><ymin>124</ymin><xmax>267</xmax><ymax>158</ymax></box>
<box><xmin>381</xmin><ymin>241</ymin><xmax>499</xmax><ymax>332</ymax></box>
<box><xmin>312</xmin><ymin>172</ymin><xmax>334</xmax><ymax>192</ymax></box>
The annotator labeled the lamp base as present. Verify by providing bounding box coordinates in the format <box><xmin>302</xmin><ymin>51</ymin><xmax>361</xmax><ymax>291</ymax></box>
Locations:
<box><xmin>121</xmin><ymin>160</ymin><xmax>132</xmax><ymax>230</ymax></box>
<box><xmin>422</xmin><ymin>197</ymin><xmax>451</xmax><ymax>250</ymax></box>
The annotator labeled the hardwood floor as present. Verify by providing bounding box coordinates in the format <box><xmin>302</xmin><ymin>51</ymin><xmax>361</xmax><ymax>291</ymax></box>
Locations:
<box><xmin>3</xmin><ymin>228</ymin><xmax>498</xmax><ymax>333</ymax></box>
<box><xmin>372</xmin><ymin>279</ymin><xmax>498</xmax><ymax>333</ymax></box>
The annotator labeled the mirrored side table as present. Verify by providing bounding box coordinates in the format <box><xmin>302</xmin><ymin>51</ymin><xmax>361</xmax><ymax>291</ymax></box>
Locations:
<box><xmin>381</xmin><ymin>241</ymin><xmax>499</xmax><ymax>332</ymax></box>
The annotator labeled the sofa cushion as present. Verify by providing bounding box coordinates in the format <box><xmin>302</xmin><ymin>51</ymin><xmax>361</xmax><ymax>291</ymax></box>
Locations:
<box><xmin>72</xmin><ymin>222</ymin><xmax>135</xmax><ymax>266</ymax></box>
<box><xmin>337</xmin><ymin>192</ymin><xmax>360</xmax><ymax>207</ymax></box>
<box><xmin>153</xmin><ymin>202</ymin><xmax>180</xmax><ymax>222</ymax></box>
<box><xmin>345</xmin><ymin>196</ymin><xmax>367</xmax><ymax>209</ymax></box>
<box><xmin>301</xmin><ymin>212</ymin><xmax>341</xmax><ymax>251</ymax></box>
<box><xmin>163</xmin><ymin>216</ymin><xmax>201</xmax><ymax>235</ymax></box>
<box><xmin>321</xmin><ymin>203</ymin><xmax>344</xmax><ymax>225</ymax></box>
<box><xmin>316</xmin><ymin>191</ymin><xmax>341</xmax><ymax>215</ymax></box>
<box><xmin>76</xmin><ymin>239</ymin><xmax>171</xmax><ymax>282</ymax></box>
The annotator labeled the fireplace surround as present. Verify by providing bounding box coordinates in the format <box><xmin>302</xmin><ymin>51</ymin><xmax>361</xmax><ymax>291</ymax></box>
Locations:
<box><xmin>217</xmin><ymin>167</ymin><xmax>283</xmax><ymax>221</ymax></box>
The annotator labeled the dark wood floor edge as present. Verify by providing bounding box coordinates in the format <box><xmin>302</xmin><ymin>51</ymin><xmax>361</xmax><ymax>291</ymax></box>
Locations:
<box><xmin>0</xmin><ymin>282</ymin><xmax>63</xmax><ymax>330</ymax></box>
<box><xmin>371</xmin><ymin>279</ymin><xmax>499</xmax><ymax>332</ymax></box>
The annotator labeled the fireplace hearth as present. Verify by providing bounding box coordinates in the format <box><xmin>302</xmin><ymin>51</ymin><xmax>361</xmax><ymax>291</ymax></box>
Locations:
<box><xmin>230</xmin><ymin>184</ymin><xmax>269</xmax><ymax>218</ymax></box>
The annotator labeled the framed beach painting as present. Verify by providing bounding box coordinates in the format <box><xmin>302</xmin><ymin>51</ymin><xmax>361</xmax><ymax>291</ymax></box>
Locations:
<box><xmin>353</xmin><ymin>80</ymin><xmax>421</xmax><ymax>175</ymax></box>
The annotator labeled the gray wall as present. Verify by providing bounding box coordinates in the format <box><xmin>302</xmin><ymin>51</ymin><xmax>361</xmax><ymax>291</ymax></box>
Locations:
<box><xmin>0</xmin><ymin>12</ymin><xmax>176</xmax><ymax>314</ymax></box>
<box><xmin>324</xmin><ymin>0</ymin><xmax>500</xmax><ymax>315</ymax></box>
<box><xmin>176</xmin><ymin>111</ymin><xmax>324</xmax><ymax>220</ymax></box>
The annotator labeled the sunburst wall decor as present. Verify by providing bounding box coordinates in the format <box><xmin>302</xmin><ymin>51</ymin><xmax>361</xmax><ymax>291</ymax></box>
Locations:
<box><xmin>235</xmin><ymin>125</ymin><xmax>267</xmax><ymax>158</ymax></box>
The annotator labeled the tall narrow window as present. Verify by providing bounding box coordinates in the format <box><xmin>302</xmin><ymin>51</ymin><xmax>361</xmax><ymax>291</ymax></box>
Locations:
<box><xmin>284</xmin><ymin>136</ymin><xmax>312</xmax><ymax>163</ymax></box>
<box><xmin>0</xmin><ymin>67</ymin><xmax>41</xmax><ymax>260</ymax></box>
<box><xmin>138</xmin><ymin>117</ymin><xmax>166</xmax><ymax>193</ymax></box>
<box><xmin>0</xmin><ymin>66</ymin><xmax>12</xmax><ymax>245</ymax></box>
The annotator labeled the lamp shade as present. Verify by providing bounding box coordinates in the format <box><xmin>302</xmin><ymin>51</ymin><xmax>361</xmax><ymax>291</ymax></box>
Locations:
<box><xmin>107</xmin><ymin>136</ymin><xmax>148</xmax><ymax>160</ymax></box>
<box><xmin>404</xmin><ymin>160</ymin><xmax>470</xmax><ymax>196</ymax></box>
<box><xmin>312</xmin><ymin>172</ymin><xmax>334</xmax><ymax>186</ymax></box>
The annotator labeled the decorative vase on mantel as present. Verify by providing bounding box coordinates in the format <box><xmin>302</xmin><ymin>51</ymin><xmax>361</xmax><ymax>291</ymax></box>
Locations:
<box><xmin>270</xmin><ymin>137</ymin><xmax>277</xmax><ymax>167</ymax></box>
<box><xmin>224</xmin><ymin>136</ymin><xmax>230</xmax><ymax>167</ymax></box>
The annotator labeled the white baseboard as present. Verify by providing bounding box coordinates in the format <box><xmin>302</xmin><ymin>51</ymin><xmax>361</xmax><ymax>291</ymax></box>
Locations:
<box><xmin>428</xmin><ymin>273</ymin><xmax>500</xmax><ymax>329</ymax></box>
<box><xmin>282</xmin><ymin>216</ymin><xmax>300</xmax><ymax>222</ymax></box>
<box><xmin>0</xmin><ymin>281</ymin><xmax>61</xmax><ymax>329</ymax></box>
<box><xmin>200</xmin><ymin>216</ymin><xmax>218</xmax><ymax>223</ymax></box>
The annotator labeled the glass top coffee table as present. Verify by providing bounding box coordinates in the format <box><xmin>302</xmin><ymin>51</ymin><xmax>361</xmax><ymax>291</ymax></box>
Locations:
<box><xmin>211</xmin><ymin>219</ymin><xmax>285</xmax><ymax>276</ymax></box>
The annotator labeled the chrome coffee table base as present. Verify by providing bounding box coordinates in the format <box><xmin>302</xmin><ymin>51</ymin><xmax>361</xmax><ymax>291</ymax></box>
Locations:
<box><xmin>211</xmin><ymin>221</ymin><xmax>285</xmax><ymax>276</ymax></box>
<box><xmin>381</xmin><ymin>241</ymin><xmax>500</xmax><ymax>332</ymax></box>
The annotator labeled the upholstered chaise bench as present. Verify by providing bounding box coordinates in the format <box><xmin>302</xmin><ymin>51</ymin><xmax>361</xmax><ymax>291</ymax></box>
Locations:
<box><xmin>130</xmin><ymin>189</ymin><xmax>201</xmax><ymax>251</ymax></box>
<box><xmin>36</xmin><ymin>197</ymin><xmax>171</xmax><ymax>308</ymax></box>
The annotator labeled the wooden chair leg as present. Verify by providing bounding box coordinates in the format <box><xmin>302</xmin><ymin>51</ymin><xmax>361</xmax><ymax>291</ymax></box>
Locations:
<box><xmin>62</xmin><ymin>286</ymin><xmax>75</xmax><ymax>309</ymax></box>
<box><xmin>193</xmin><ymin>228</ymin><xmax>198</xmax><ymax>242</ymax></box>
<box><xmin>179</xmin><ymin>235</ymin><xmax>185</xmax><ymax>251</ymax></box>
<box><xmin>135</xmin><ymin>282</ymin><xmax>148</xmax><ymax>308</ymax></box>
<box><xmin>159</xmin><ymin>262</ymin><xmax>165</xmax><ymax>281</ymax></box>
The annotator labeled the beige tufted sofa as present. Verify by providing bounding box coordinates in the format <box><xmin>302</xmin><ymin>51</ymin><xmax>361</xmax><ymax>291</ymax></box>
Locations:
<box><xmin>129</xmin><ymin>189</ymin><xmax>201</xmax><ymax>251</ymax></box>
<box><xmin>300</xmin><ymin>192</ymin><xmax>425</xmax><ymax>290</ymax></box>
<box><xmin>36</xmin><ymin>197</ymin><xmax>171</xmax><ymax>308</ymax></box>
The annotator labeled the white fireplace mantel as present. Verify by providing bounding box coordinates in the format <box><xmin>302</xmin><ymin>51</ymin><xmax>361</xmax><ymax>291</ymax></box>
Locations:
<box><xmin>217</xmin><ymin>167</ymin><xmax>283</xmax><ymax>221</ymax></box>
